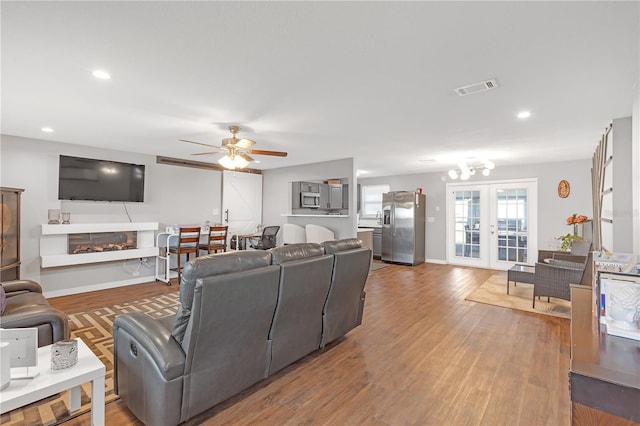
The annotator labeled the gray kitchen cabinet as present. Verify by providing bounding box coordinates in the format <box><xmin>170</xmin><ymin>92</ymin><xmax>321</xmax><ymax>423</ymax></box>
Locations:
<box><xmin>372</xmin><ymin>228</ymin><xmax>382</xmax><ymax>259</ymax></box>
<box><xmin>320</xmin><ymin>184</ymin><xmax>343</xmax><ymax>209</ymax></box>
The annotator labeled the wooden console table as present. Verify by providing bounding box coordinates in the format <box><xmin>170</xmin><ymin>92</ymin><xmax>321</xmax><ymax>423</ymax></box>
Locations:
<box><xmin>569</xmin><ymin>284</ymin><xmax>640</xmax><ymax>425</ymax></box>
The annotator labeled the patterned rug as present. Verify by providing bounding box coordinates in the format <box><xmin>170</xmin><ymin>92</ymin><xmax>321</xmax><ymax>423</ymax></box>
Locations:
<box><xmin>465</xmin><ymin>273</ymin><xmax>571</xmax><ymax>319</ymax></box>
<box><xmin>0</xmin><ymin>292</ymin><xmax>180</xmax><ymax>425</ymax></box>
<box><xmin>371</xmin><ymin>260</ymin><xmax>391</xmax><ymax>271</ymax></box>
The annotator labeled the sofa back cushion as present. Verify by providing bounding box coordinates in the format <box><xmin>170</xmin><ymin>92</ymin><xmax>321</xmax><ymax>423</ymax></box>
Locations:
<box><xmin>172</xmin><ymin>251</ymin><xmax>272</xmax><ymax>344</ymax></box>
<box><xmin>269</xmin><ymin>242</ymin><xmax>324</xmax><ymax>264</ymax></box>
<box><xmin>267</xmin><ymin>243</ymin><xmax>333</xmax><ymax>374</ymax></box>
<box><xmin>321</xmin><ymin>240</ymin><xmax>371</xmax><ymax>347</ymax></box>
<box><xmin>322</xmin><ymin>238</ymin><xmax>362</xmax><ymax>254</ymax></box>
<box><xmin>180</xmin><ymin>264</ymin><xmax>280</xmax><ymax>418</ymax></box>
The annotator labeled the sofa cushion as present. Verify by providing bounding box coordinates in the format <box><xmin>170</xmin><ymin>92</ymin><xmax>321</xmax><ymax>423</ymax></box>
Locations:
<box><xmin>172</xmin><ymin>251</ymin><xmax>272</xmax><ymax>344</ymax></box>
<box><xmin>269</xmin><ymin>243</ymin><xmax>324</xmax><ymax>265</ymax></box>
<box><xmin>322</xmin><ymin>238</ymin><xmax>362</xmax><ymax>254</ymax></box>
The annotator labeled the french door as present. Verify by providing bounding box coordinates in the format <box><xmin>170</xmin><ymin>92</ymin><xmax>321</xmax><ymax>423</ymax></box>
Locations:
<box><xmin>447</xmin><ymin>179</ymin><xmax>537</xmax><ymax>270</ymax></box>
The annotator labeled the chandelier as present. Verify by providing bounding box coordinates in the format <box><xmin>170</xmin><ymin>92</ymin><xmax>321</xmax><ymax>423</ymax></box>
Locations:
<box><xmin>448</xmin><ymin>159</ymin><xmax>495</xmax><ymax>180</ymax></box>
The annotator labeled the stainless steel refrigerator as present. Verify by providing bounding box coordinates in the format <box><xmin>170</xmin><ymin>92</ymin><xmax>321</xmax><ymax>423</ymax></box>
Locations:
<box><xmin>381</xmin><ymin>191</ymin><xmax>426</xmax><ymax>265</ymax></box>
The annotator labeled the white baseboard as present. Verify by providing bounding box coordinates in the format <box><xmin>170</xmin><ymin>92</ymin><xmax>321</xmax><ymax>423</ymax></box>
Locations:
<box><xmin>425</xmin><ymin>258</ymin><xmax>447</xmax><ymax>264</ymax></box>
<box><xmin>43</xmin><ymin>275</ymin><xmax>155</xmax><ymax>298</ymax></box>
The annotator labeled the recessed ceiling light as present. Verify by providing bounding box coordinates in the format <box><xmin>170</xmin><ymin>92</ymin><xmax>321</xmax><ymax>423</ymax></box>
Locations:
<box><xmin>41</xmin><ymin>127</ymin><xmax>54</xmax><ymax>133</ymax></box>
<box><xmin>92</xmin><ymin>70</ymin><xmax>111</xmax><ymax>80</ymax></box>
<box><xmin>517</xmin><ymin>111</ymin><xmax>531</xmax><ymax>119</ymax></box>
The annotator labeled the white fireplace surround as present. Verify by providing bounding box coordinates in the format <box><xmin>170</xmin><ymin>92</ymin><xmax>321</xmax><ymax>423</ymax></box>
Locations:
<box><xmin>40</xmin><ymin>222</ymin><xmax>159</xmax><ymax>268</ymax></box>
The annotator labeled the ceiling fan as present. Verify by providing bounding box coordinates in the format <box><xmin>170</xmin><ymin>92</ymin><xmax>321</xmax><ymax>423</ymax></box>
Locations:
<box><xmin>180</xmin><ymin>125</ymin><xmax>288</xmax><ymax>169</ymax></box>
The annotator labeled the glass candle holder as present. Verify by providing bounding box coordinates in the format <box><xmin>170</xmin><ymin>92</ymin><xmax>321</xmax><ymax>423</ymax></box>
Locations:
<box><xmin>48</xmin><ymin>209</ymin><xmax>60</xmax><ymax>224</ymax></box>
<box><xmin>61</xmin><ymin>212</ymin><xmax>71</xmax><ymax>224</ymax></box>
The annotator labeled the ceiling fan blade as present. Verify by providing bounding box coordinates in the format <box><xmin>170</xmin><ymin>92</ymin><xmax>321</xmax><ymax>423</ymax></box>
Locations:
<box><xmin>180</xmin><ymin>139</ymin><xmax>220</xmax><ymax>149</ymax></box>
<box><xmin>191</xmin><ymin>151</ymin><xmax>225</xmax><ymax>156</ymax></box>
<box><xmin>222</xmin><ymin>137</ymin><xmax>255</xmax><ymax>149</ymax></box>
<box><xmin>238</xmin><ymin>152</ymin><xmax>254</xmax><ymax>162</ymax></box>
<box><xmin>234</xmin><ymin>138</ymin><xmax>256</xmax><ymax>149</ymax></box>
<box><xmin>247</xmin><ymin>149</ymin><xmax>288</xmax><ymax>157</ymax></box>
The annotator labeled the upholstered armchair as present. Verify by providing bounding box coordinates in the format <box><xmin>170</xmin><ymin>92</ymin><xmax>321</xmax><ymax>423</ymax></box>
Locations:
<box><xmin>0</xmin><ymin>280</ymin><xmax>70</xmax><ymax>347</ymax></box>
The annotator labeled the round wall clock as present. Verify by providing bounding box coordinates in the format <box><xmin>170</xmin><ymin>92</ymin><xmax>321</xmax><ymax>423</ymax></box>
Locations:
<box><xmin>558</xmin><ymin>180</ymin><xmax>570</xmax><ymax>198</ymax></box>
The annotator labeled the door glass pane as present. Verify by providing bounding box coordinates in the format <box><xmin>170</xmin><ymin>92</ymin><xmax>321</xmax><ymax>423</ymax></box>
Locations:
<box><xmin>454</xmin><ymin>190</ymin><xmax>480</xmax><ymax>259</ymax></box>
<box><xmin>496</xmin><ymin>188</ymin><xmax>528</xmax><ymax>263</ymax></box>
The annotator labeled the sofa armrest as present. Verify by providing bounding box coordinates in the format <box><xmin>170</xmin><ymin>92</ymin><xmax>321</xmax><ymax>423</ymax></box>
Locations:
<box><xmin>1</xmin><ymin>305</ymin><xmax>69</xmax><ymax>336</ymax></box>
<box><xmin>113</xmin><ymin>312</ymin><xmax>185</xmax><ymax>381</ymax></box>
<box><xmin>2</xmin><ymin>280</ymin><xmax>43</xmax><ymax>297</ymax></box>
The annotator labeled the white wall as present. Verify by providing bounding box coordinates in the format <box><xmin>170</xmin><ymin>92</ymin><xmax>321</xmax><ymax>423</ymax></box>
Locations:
<box><xmin>1</xmin><ymin>135</ymin><xmax>223</xmax><ymax>296</ymax></box>
<box><xmin>360</xmin><ymin>159</ymin><xmax>592</xmax><ymax>262</ymax></box>
<box><xmin>262</xmin><ymin>158</ymin><xmax>357</xmax><ymax>240</ymax></box>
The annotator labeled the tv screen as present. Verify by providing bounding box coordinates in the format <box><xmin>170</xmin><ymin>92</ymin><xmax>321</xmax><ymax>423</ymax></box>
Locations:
<box><xmin>58</xmin><ymin>155</ymin><xmax>145</xmax><ymax>202</ymax></box>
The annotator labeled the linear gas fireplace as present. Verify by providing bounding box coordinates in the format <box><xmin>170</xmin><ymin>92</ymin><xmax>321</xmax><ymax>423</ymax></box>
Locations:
<box><xmin>41</xmin><ymin>222</ymin><xmax>158</xmax><ymax>268</ymax></box>
<box><xmin>68</xmin><ymin>231</ymin><xmax>137</xmax><ymax>254</ymax></box>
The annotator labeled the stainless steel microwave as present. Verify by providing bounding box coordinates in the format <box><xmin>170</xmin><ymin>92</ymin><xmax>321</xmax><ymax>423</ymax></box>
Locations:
<box><xmin>301</xmin><ymin>192</ymin><xmax>320</xmax><ymax>208</ymax></box>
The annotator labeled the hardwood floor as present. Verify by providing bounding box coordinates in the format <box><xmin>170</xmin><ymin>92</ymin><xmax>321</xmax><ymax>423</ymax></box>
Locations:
<box><xmin>49</xmin><ymin>262</ymin><xmax>571</xmax><ymax>425</ymax></box>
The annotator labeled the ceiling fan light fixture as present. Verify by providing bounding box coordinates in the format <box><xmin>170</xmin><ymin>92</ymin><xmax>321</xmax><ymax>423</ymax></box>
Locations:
<box><xmin>218</xmin><ymin>154</ymin><xmax>249</xmax><ymax>169</ymax></box>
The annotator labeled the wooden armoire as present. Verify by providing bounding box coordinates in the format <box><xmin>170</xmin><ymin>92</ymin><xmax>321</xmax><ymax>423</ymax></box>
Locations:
<box><xmin>1</xmin><ymin>187</ymin><xmax>24</xmax><ymax>281</ymax></box>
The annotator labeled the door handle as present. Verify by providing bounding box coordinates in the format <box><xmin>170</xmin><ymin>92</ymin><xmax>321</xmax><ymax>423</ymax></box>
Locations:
<box><xmin>224</xmin><ymin>209</ymin><xmax>229</xmax><ymax>224</ymax></box>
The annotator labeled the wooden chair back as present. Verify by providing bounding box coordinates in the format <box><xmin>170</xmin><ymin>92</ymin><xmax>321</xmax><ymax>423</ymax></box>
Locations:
<box><xmin>200</xmin><ymin>225</ymin><xmax>228</xmax><ymax>254</ymax></box>
<box><xmin>168</xmin><ymin>226</ymin><xmax>201</xmax><ymax>284</ymax></box>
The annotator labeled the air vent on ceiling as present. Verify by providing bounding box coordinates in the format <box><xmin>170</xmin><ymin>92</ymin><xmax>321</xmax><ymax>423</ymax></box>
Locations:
<box><xmin>454</xmin><ymin>79</ymin><xmax>499</xmax><ymax>96</ymax></box>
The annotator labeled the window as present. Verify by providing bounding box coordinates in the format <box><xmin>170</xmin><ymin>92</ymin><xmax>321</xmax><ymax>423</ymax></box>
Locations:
<box><xmin>361</xmin><ymin>184</ymin><xmax>390</xmax><ymax>217</ymax></box>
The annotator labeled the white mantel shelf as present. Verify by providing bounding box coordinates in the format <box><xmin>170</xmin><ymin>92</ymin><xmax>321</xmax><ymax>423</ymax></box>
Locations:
<box><xmin>40</xmin><ymin>222</ymin><xmax>159</xmax><ymax>268</ymax></box>
<box><xmin>41</xmin><ymin>222</ymin><xmax>158</xmax><ymax>235</ymax></box>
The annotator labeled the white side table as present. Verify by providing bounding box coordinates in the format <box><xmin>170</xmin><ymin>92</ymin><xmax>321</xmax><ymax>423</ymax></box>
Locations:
<box><xmin>0</xmin><ymin>338</ymin><xmax>105</xmax><ymax>425</ymax></box>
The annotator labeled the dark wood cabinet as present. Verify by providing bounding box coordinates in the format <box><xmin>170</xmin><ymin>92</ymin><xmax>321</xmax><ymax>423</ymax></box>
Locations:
<box><xmin>569</xmin><ymin>284</ymin><xmax>640</xmax><ymax>424</ymax></box>
<box><xmin>1</xmin><ymin>187</ymin><xmax>24</xmax><ymax>281</ymax></box>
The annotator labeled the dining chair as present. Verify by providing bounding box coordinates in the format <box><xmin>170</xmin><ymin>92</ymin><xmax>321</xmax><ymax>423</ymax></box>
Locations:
<box><xmin>249</xmin><ymin>226</ymin><xmax>280</xmax><ymax>250</ymax></box>
<box><xmin>282</xmin><ymin>223</ymin><xmax>306</xmax><ymax>245</ymax></box>
<box><xmin>305</xmin><ymin>224</ymin><xmax>335</xmax><ymax>244</ymax></box>
<box><xmin>168</xmin><ymin>226</ymin><xmax>201</xmax><ymax>284</ymax></box>
<box><xmin>199</xmin><ymin>225</ymin><xmax>228</xmax><ymax>255</ymax></box>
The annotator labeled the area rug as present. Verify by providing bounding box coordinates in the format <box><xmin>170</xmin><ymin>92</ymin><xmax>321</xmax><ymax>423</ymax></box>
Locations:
<box><xmin>0</xmin><ymin>292</ymin><xmax>180</xmax><ymax>426</ymax></box>
<box><xmin>371</xmin><ymin>260</ymin><xmax>391</xmax><ymax>271</ymax></box>
<box><xmin>465</xmin><ymin>273</ymin><xmax>571</xmax><ymax>319</ymax></box>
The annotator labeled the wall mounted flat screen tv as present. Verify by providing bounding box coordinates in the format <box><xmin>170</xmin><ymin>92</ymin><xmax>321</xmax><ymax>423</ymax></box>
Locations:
<box><xmin>58</xmin><ymin>155</ymin><xmax>145</xmax><ymax>202</ymax></box>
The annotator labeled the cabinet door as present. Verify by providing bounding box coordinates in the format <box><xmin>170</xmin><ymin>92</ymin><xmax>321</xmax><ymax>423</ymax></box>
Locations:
<box><xmin>1</xmin><ymin>188</ymin><xmax>23</xmax><ymax>280</ymax></box>
<box><xmin>319</xmin><ymin>184</ymin><xmax>330</xmax><ymax>209</ymax></box>
<box><xmin>329</xmin><ymin>185</ymin><xmax>342</xmax><ymax>209</ymax></box>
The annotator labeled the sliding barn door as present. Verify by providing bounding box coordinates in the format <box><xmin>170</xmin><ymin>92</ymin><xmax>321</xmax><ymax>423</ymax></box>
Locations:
<box><xmin>221</xmin><ymin>170</ymin><xmax>262</xmax><ymax>245</ymax></box>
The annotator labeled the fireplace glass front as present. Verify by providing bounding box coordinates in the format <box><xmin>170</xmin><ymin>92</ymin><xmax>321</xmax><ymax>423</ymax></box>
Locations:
<box><xmin>68</xmin><ymin>231</ymin><xmax>137</xmax><ymax>254</ymax></box>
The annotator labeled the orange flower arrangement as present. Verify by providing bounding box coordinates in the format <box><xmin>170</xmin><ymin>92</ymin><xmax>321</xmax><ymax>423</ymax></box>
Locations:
<box><xmin>566</xmin><ymin>214</ymin><xmax>589</xmax><ymax>225</ymax></box>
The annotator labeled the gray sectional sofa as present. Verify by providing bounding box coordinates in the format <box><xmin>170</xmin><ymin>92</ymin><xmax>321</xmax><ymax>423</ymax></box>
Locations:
<box><xmin>113</xmin><ymin>238</ymin><xmax>371</xmax><ymax>426</ymax></box>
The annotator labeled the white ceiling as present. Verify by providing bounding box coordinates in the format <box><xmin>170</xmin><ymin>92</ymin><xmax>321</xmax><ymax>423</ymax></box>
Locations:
<box><xmin>2</xmin><ymin>1</ymin><xmax>638</xmax><ymax>177</ymax></box>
